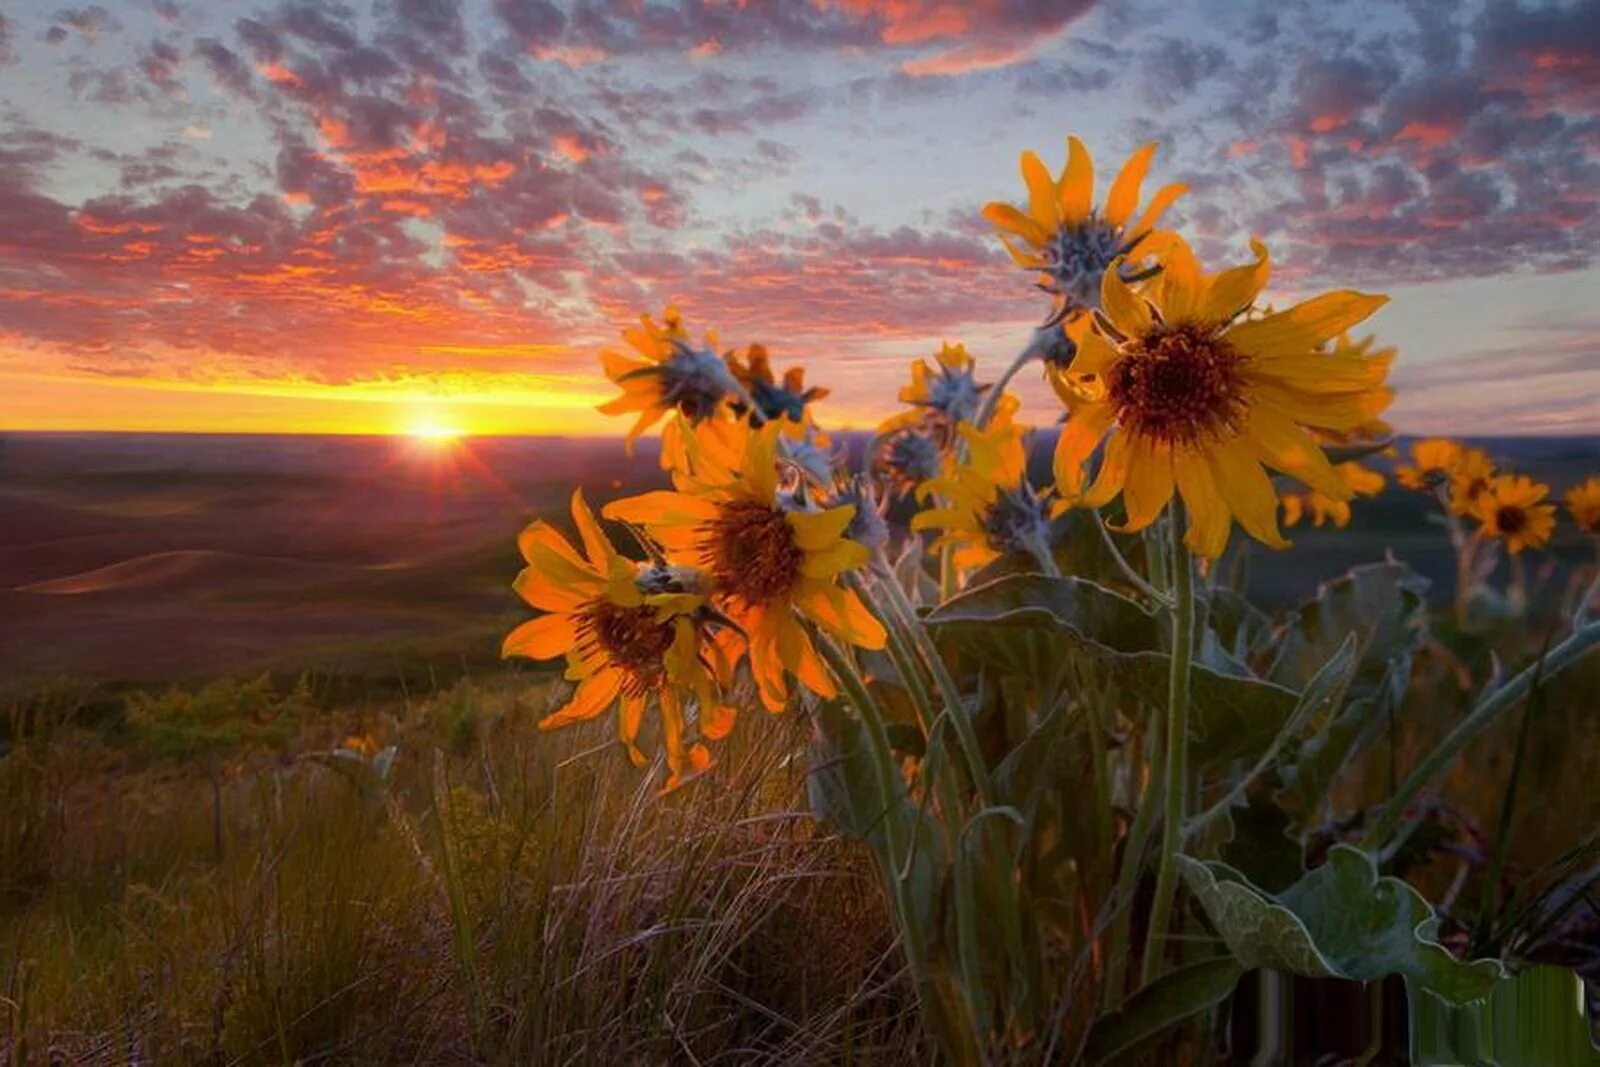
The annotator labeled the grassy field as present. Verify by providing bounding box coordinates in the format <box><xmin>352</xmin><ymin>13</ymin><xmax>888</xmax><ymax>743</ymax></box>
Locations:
<box><xmin>3</xmin><ymin>432</ymin><xmax>1598</xmax><ymax>1061</ymax></box>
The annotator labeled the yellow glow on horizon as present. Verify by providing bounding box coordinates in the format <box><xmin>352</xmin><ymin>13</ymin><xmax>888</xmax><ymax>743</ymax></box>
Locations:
<box><xmin>405</xmin><ymin>415</ymin><xmax>466</xmax><ymax>441</ymax></box>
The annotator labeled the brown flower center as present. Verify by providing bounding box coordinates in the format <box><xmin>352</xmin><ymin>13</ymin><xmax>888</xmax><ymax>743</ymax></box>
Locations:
<box><xmin>577</xmin><ymin>599</ymin><xmax>677</xmax><ymax>697</ymax></box>
<box><xmin>700</xmin><ymin>498</ymin><xmax>805</xmax><ymax>606</ymax></box>
<box><xmin>1494</xmin><ymin>505</ymin><xmax>1528</xmax><ymax>536</ymax></box>
<box><xmin>1106</xmin><ymin>325</ymin><xmax>1247</xmax><ymax>446</ymax></box>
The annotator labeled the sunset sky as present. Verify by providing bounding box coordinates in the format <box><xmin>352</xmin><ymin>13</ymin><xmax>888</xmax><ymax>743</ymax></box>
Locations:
<box><xmin>1</xmin><ymin>0</ymin><xmax>1597</xmax><ymax>436</ymax></box>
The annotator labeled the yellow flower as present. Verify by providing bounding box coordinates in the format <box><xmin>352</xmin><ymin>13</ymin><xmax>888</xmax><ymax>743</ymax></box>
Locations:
<box><xmin>983</xmin><ymin>136</ymin><xmax>1186</xmax><ymax>313</ymax></box>
<box><xmin>1282</xmin><ymin>461</ymin><xmax>1386</xmax><ymax>529</ymax></box>
<box><xmin>910</xmin><ymin>396</ymin><xmax>1051</xmax><ymax>574</ymax></box>
<box><xmin>598</xmin><ymin>306</ymin><xmax>740</xmax><ymax>461</ymax></box>
<box><xmin>1473</xmin><ymin>474</ymin><xmax>1556</xmax><ymax>554</ymax></box>
<box><xmin>878</xmin><ymin>341</ymin><xmax>990</xmax><ymax>442</ymax></box>
<box><xmin>603</xmin><ymin>423</ymin><xmax>886</xmax><ymax>712</ymax></box>
<box><xmin>1446</xmin><ymin>447</ymin><xmax>1496</xmax><ymax>517</ymax></box>
<box><xmin>1395</xmin><ymin>438</ymin><xmax>1465</xmax><ymax>490</ymax></box>
<box><xmin>1567</xmin><ymin>476</ymin><xmax>1600</xmax><ymax>534</ymax></box>
<box><xmin>503</xmin><ymin>489</ymin><xmax>730</xmax><ymax>788</ymax></box>
<box><xmin>1053</xmin><ymin>235</ymin><xmax>1392</xmax><ymax>557</ymax></box>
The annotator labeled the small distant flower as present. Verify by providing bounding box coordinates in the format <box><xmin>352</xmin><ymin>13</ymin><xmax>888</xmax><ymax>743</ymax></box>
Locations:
<box><xmin>1566</xmin><ymin>476</ymin><xmax>1600</xmax><ymax>534</ymax></box>
<box><xmin>1446</xmin><ymin>447</ymin><xmax>1496</xmax><ymax>517</ymax></box>
<box><xmin>1395</xmin><ymin>438</ymin><xmax>1465</xmax><ymax>490</ymax></box>
<box><xmin>599</xmin><ymin>306</ymin><xmax>741</xmax><ymax>458</ymax></box>
<box><xmin>1472</xmin><ymin>474</ymin><xmax>1556</xmax><ymax>555</ymax></box>
<box><xmin>603</xmin><ymin>423</ymin><xmax>886</xmax><ymax>712</ymax></box>
<box><xmin>879</xmin><ymin>342</ymin><xmax>992</xmax><ymax>443</ymax></box>
<box><xmin>503</xmin><ymin>489</ymin><xmax>731</xmax><ymax>788</ymax></box>
<box><xmin>726</xmin><ymin>344</ymin><xmax>829</xmax><ymax>428</ymax></box>
<box><xmin>873</xmin><ymin>426</ymin><xmax>945</xmax><ymax>499</ymax></box>
<box><xmin>911</xmin><ymin>399</ymin><xmax>1054</xmax><ymax>575</ymax></box>
<box><xmin>983</xmin><ymin>137</ymin><xmax>1186</xmax><ymax>319</ymax></box>
<box><xmin>1053</xmin><ymin>235</ymin><xmax>1392</xmax><ymax>557</ymax></box>
<box><xmin>1282</xmin><ymin>461</ymin><xmax>1385</xmax><ymax>529</ymax></box>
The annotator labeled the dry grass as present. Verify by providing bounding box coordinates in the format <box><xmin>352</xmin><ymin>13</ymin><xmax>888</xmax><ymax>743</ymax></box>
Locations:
<box><xmin>0</xmin><ymin>674</ymin><xmax>924</xmax><ymax>1065</ymax></box>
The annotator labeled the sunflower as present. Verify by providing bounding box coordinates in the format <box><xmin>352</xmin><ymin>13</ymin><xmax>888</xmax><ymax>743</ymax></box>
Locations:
<box><xmin>602</xmin><ymin>422</ymin><xmax>886</xmax><ymax>712</ymax></box>
<box><xmin>1395</xmin><ymin>438</ymin><xmax>1465</xmax><ymax>490</ymax></box>
<box><xmin>1473</xmin><ymin>474</ymin><xmax>1556</xmax><ymax>554</ymax></box>
<box><xmin>503</xmin><ymin>489</ymin><xmax>734</xmax><ymax>788</ymax></box>
<box><xmin>1053</xmin><ymin>235</ymin><xmax>1392</xmax><ymax>558</ymax></box>
<box><xmin>1567</xmin><ymin>476</ymin><xmax>1600</xmax><ymax>534</ymax></box>
<box><xmin>599</xmin><ymin>306</ymin><xmax>741</xmax><ymax>462</ymax></box>
<box><xmin>1282</xmin><ymin>461</ymin><xmax>1385</xmax><ymax>529</ymax></box>
<box><xmin>911</xmin><ymin>396</ymin><xmax>1053</xmax><ymax>575</ymax></box>
<box><xmin>878</xmin><ymin>341</ymin><xmax>991</xmax><ymax>442</ymax></box>
<box><xmin>983</xmin><ymin>136</ymin><xmax>1186</xmax><ymax>316</ymax></box>
<box><xmin>1446</xmin><ymin>447</ymin><xmax>1496</xmax><ymax>517</ymax></box>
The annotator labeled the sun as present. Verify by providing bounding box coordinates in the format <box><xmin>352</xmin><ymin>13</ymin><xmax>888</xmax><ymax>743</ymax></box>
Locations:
<box><xmin>406</xmin><ymin>415</ymin><xmax>465</xmax><ymax>443</ymax></box>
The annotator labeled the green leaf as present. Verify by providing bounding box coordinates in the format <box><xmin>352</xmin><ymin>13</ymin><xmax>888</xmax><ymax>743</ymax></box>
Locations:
<box><xmin>1081</xmin><ymin>957</ymin><xmax>1243</xmax><ymax>1064</ymax></box>
<box><xmin>1207</xmin><ymin>587</ymin><xmax>1275</xmax><ymax>667</ymax></box>
<box><xmin>1179</xmin><ymin>844</ymin><xmax>1503</xmax><ymax>1005</ymax></box>
<box><xmin>1409</xmin><ymin>965</ymin><xmax>1600</xmax><ymax>1066</ymax></box>
<box><xmin>1267</xmin><ymin>558</ymin><xmax>1430</xmax><ymax>694</ymax></box>
<box><xmin>928</xmin><ymin>575</ymin><xmax>1302</xmax><ymax>769</ymax></box>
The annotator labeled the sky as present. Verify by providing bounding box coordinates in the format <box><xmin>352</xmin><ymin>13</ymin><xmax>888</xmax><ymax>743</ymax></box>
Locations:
<box><xmin>0</xmin><ymin>0</ymin><xmax>1597</xmax><ymax>437</ymax></box>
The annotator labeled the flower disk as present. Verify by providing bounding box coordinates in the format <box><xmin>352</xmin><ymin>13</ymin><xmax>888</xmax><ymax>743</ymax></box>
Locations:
<box><xmin>701</xmin><ymin>497</ymin><xmax>806</xmax><ymax>606</ymax></box>
<box><xmin>1104</xmin><ymin>325</ymin><xmax>1247</xmax><ymax>447</ymax></box>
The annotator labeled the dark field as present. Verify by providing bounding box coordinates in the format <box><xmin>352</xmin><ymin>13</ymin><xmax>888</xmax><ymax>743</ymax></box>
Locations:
<box><xmin>3</xmin><ymin>431</ymin><xmax>1597</xmax><ymax>690</ymax></box>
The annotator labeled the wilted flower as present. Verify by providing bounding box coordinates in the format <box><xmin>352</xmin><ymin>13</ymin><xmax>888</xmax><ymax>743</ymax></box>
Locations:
<box><xmin>983</xmin><ymin>137</ymin><xmax>1185</xmax><ymax>319</ymax></box>
<box><xmin>1282</xmin><ymin>461</ymin><xmax>1385</xmax><ymax>529</ymax></box>
<box><xmin>599</xmin><ymin>306</ymin><xmax>742</xmax><ymax>458</ymax></box>
<box><xmin>1566</xmin><ymin>476</ymin><xmax>1600</xmax><ymax>534</ymax></box>
<box><xmin>603</xmin><ymin>423</ymin><xmax>886</xmax><ymax>712</ymax></box>
<box><xmin>1054</xmin><ymin>235</ymin><xmax>1392</xmax><ymax>557</ymax></box>
<box><xmin>873</xmin><ymin>426</ymin><xmax>945</xmax><ymax>499</ymax></box>
<box><xmin>503</xmin><ymin>489</ymin><xmax>732</xmax><ymax>788</ymax></box>
<box><xmin>912</xmin><ymin>398</ymin><xmax>1054</xmax><ymax>575</ymax></box>
<box><xmin>1473</xmin><ymin>474</ymin><xmax>1556</xmax><ymax>554</ymax></box>
<box><xmin>726</xmin><ymin>344</ymin><xmax>829</xmax><ymax>428</ymax></box>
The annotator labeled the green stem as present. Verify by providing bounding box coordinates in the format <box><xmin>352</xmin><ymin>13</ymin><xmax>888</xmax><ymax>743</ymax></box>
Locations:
<box><xmin>1141</xmin><ymin>505</ymin><xmax>1194</xmax><ymax>986</ymax></box>
<box><xmin>1092</xmin><ymin>507</ymin><xmax>1172</xmax><ymax>607</ymax></box>
<box><xmin>873</xmin><ymin>562</ymin><xmax>997</xmax><ymax>807</ymax></box>
<box><xmin>1363</xmin><ymin>619</ymin><xmax>1600</xmax><ymax>849</ymax></box>
<box><xmin>970</xmin><ymin>338</ymin><xmax>1041</xmax><ymax>432</ymax></box>
<box><xmin>1101</xmin><ymin>720</ymin><xmax>1159</xmax><ymax>1012</ymax></box>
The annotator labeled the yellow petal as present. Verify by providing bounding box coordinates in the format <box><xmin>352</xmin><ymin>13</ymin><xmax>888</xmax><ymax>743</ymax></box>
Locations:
<box><xmin>1153</xmin><ymin>236</ymin><xmax>1203</xmax><ymax>323</ymax></box>
<box><xmin>1065</xmin><ymin>331</ymin><xmax>1122</xmax><ymax>394</ymax></box>
<box><xmin>1053</xmin><ymin>401</ymin><xmax>1115</xmax><ymax>497</ymax></box>
<box><xmin>776</xmin><ymin>613</ymin><xmax>837</xmax><ymax>699</ymax></box>
<box><xmin>1020</xmin><ymin>150</ymin><xmax>1059</xmax><ymax>232</ymax></box>
<box><xmin>1129</xmin><ymin>182</ymin><xmax>1188</xmax><ymax>237</ymax></box>
<box><xmin>1227</xmin><ymin>291</ymin><xmax>1389</xmax><ymax>357</ymax></box>
<box><xmin>1116</xmin><ymin>435</ymin><xmax>1174</xmax><ymax>529</ymax></box>
<box><xmin>1242</xmin><ymin>403</ymin><xmax>1349</xmax><ymax>499</ymax></box>
<box><xmin>801</xmin><ymin>538</ymin><xmax>868</xmax><ymax>579</ymax></box>
<box><xmin>700</xmin><ymin>702</ymin><xmax>737</xmax><ymax>741</ymax></box>
<box><xmin>789</xmin><ymin>505</ymin><xmax>854</xmax><ymax>551</ymax></box>
<box><xmin>1058</xmin><ymin>135</ymin><xmax>1094</xmax><ymax>226</ymax></box>
<box><xmin>981</xmin><ymin>201</ymin><xmax>1047</xmax><ymax>246</ymax></box>
<box><xmin>502</xmin><ymin>613</ymin><xmax>579</xmax><ymax>660</ymax></box>
<box><xmin>617</xmin><ymin>694</ymin><xmax>649</xmax><ymax>768</ymax></box>
<box><xmin>539</xmin><ymin>670</ymin><xmax>622</xmax><ymax>730</ymax></box>
<box><xmin>1198</xmin><ymin>239</ymin><xmax>1270</xmax><ymax>324</ymax></box>
<box><xmin>1172</xmin><ymin>448</ymin><xmax>1231</xmax><ymax>558</ymax></box>
<box><xmin>798</xmin><ymin>581</ymin><xmax>886</xmax><ymax>649</ymax></box>
<box><xmin>569</xmin><ymin>488</ymin><xmax>617</xmax><ymax>571</ymax></box>
<box><xmin>745</xmin><ymin>607</ymin><xmax>790</xmax><ymax>712</ymax></box>
<box><xmin>1209</xmin><ymin>437</ymin><xmax>1288</xmax><ymax>549</ymax></box>
<box><xmin>602</xmin><ymin>490</ymin><xmax>719</xmax><ymax>527</ymax></box>
<box><xmin>999</xmin><ymin>232</ymin><xmax>1045</xmax><ymax>268</ymax></box>
<box><xmin>1101</xmin><ymin>261</ymin><xmax>1154</xmax><ymax>337</ymax></box>
<box><xmin>1084</xmin><ymin>428</ymin><xmax>1130</xmax><ymax>508</ymax></box>
<box><xmin>517</xmin><ymin>519</ymin><xmax>587</xmax><ymax>568</ymax></box>
<box><xmin>744</xmin><ymin>423</ymin><xmax>780</xmax><ymax>503</ymax></box>
<box><xmin>1104</xmin><ymin>142</ymin><xmax>1157</xmax><ymax>227</ymax></box>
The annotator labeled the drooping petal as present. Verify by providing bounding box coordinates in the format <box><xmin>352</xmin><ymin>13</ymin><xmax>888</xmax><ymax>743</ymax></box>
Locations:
<box><xmin>776</xmin><ymin>613</ymin><xmax>837</xmax><ymax>700</ymax></box>
<box><xmin>1104</xmin><ymin>142</ymin><xmax>1157</xmax><ymax>227</ymax></box>
<box><xmin>1208</xmin><ymin>436</ymin><xmax>1288</xmax><ymax>549</ymax></box>
<box><xmin>602</xmin><ymin>490</ymin><xmax>720</xmax><ymax>528</ymax></box>
<box><xmin>538</xmin><ymin>669</ymin><xmax>623</xmax><ymax>731</ymax></box>
<box><xmin>1083</xmin><ymin>427</ymin><xmax>1131</xmax><ymax>508</ymax></box>
<box><xmin>1172</xmin><ymin>448</ymin><xmax>1231</xmax><ymax>558</ymax></box>
<box><xmin>1053</xmin><ymin>402</ymin><xmax>1116</xmax><ymax>497</ymax></box>
<box><xmin>800</xmin><ymin>539</ymin><xmax>869</xmax><ymax>579</ymax></box>
<box><xmin>1241</xmin><ymin>403</ymin><xmax>1349</xmax><ymax>499</ymax></box>
<box><xmin>797</xmin><ymin>581</ymin><xmax>886</xmax><ymax>649</ymax></box>
<box><xmin>700</xmin><ymin>702</ymin><xmax>737</xmax><ymax>741</ymax></box>
<box><xmin>617</xmin><ymin>694</ymin><xmax>649</xmax><ymax>768</ymax></box>
<box><xmin>502</xmin><ymin>613</ymin><xmax>580</xmax><ymax>660</ymax></box>
<box><xmin>745</xmin><ymin>607</ymin><xmax>790</xmax><ymax>712</ymax></box>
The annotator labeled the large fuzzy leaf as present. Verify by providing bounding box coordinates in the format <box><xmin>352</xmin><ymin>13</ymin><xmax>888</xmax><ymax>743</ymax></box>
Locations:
<box><xmin>1180</xmin><ymin>844</ymin><xmax>1503</xmax><ymax>1005</ymax></box>
<box><xmin>928</xmin><ymin>575</ymin><xmax>1301</xmax><ymax>769</ymax></box>
<box><xmin>1267</xmin><ymin>557</ymin><xmax>1430</xmax><ymax>693</ymax></box>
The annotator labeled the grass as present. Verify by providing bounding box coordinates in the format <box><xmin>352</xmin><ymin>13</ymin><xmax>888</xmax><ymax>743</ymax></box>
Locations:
<box><xmin>0</xmin><ymin>672</ymin><xmax>922</xmax><ymax>1065</ymax></box>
